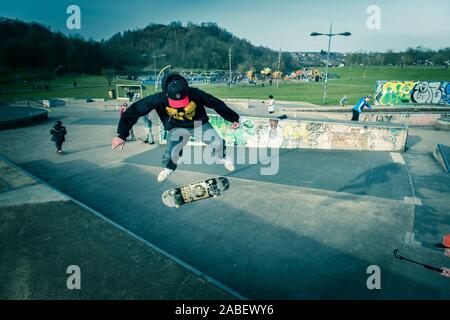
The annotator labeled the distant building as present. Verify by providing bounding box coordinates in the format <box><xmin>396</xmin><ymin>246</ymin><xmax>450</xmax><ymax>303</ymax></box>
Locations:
<box><xmin>291</xmin><ymin>51</ymin><xmax>347</xmax><ymax>67</ymax></box>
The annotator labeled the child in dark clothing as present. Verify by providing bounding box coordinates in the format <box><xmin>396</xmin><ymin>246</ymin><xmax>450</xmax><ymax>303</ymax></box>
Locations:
<box><xmin>50</xmin><ymin>121</ymin><xmax>67</xmax><ymax>154</ymax></box>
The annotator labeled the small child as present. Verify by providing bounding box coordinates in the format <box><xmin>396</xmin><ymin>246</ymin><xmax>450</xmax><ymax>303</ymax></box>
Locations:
<box><xmin>267</xmin><ymin>95</ymin><xmax>275</xmax><ymax>114</ymax></box>
<box><xmin>340</xmin><ymin>95</ymin><xmax>348</xmax><ymax>107</ymax></box>
<box><xmin>50</xmin><ymin>121</ymin><xmax>67</xmax><ymax>154</ymax></box>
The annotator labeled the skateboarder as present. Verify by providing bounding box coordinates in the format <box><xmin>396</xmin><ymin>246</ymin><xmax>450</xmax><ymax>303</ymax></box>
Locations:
<box><xmin>50</xmin><ymin>121</ymin><xmax>67</xmax><ymax>154</ymax></box>
<box><xmin>351</xmin><ymin>95</ymin><xmax>372</xmax><ymax>121</ymax></box>
<box><xmin>112</xmin><ymin>73</ymin><xmax>240</xmax><ymax>182</ymax></box>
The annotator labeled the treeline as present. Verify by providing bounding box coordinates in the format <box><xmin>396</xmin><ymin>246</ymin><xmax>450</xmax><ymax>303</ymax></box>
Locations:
<box><xmin>0</xmin><ymin>17</ymin><xmax>109</xmax><ymax>73</ymax></box>
<box><xmin>0</xmin><ymin>18</ymin><xmax>293</xmax><ymax>74</ymax></box>
<box><xmin>346</xmin><ymin>47</ymin><xmax>450</xmax><ymax>66</ymax></box>
<box><xmin>2</xmin><ymin>17</ymin><xmax>449</xmax><ymax>74</ymax></box>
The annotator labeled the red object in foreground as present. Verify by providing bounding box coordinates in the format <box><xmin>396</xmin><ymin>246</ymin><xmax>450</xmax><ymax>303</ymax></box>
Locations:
<box><xmin>168</xmin><ymin>96</ymin><xmax>189</xmax><ymax>109</ymax></box>
<box><xmin>443</xmin><ymin>234</ymin><xmax>450</xmax><ymax>248</ymax></box>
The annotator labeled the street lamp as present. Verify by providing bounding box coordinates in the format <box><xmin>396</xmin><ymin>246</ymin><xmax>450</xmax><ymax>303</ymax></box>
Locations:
<box><xmin>152</xmin><ymin>54</ymin><xmax>166</xmax><ymax>81</ymax></box>
<box><xmin>310</xmin><ymin>23</ymin><xmax>351</xmax><ymax>105</ymax></box>
<box><xmin>152</xmin><ymin>53</ymin><xmax>166</xmax><ymax>92</ymax></box>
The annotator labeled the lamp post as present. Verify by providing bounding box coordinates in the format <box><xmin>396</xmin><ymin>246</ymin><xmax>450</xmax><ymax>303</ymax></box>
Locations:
<box><xmin>152</xmin><ymin>53</ymin><xmax>166</xmax><ymax>92</ymax></box>
<box><xmin>152</xmin><ymin>54</ymin><xmax>166</xmax><ymax>81</ymax></box>
<box><xmin>310</xmin><ymin>23</ymin><xmax>351</xmax><ymax>105</ymax></box>
<box><xmin>155</xmin><ymin>65</ymin><xmax>171</xmax><ymax>92</ymax></box>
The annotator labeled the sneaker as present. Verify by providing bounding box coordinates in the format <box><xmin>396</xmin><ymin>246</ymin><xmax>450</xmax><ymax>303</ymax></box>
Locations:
<box><xmin>157</xmin><ymin>168</ymin><xmax>174</xmax><ymax>182</ymax></box>
<box><xmin>218</xmin><ymin>156</ymin><xmax>235</xmax><ymax>172</ymax></box>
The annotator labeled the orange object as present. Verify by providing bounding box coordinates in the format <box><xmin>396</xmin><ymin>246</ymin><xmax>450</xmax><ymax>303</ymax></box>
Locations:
<box><xmin>443</xmin><ymin>234</ymin><xmax>450</xmax><ymax>248</ymax></box>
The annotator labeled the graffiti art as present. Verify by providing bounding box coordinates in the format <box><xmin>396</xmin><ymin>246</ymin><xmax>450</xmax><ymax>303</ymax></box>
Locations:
<box><xmin>375</xmin><ymin>80</ymin><xmax>450</xmax><ymax>106</ymax></box>
<box><xmin>158</xmin><ymin>115</ymin><xmax>408</xmax><ymax>151</ymax></box>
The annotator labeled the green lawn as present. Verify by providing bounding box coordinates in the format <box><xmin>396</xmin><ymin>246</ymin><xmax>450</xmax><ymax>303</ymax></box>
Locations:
<box><xmin>1</xmin><ymin>66</ymin><xmax>449</xmax><ymax>106</ymax></box>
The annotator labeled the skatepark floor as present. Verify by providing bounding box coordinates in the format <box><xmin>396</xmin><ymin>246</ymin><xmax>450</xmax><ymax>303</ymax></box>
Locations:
<box><xmin>0</xmin><ymin>157</ymin><xmax>234</xmax><ymax>299</ymax></box>
<box><xmin>0</xmin><ymin>104</ymin><xmax>450</xmax><ymax>299</ymax></box>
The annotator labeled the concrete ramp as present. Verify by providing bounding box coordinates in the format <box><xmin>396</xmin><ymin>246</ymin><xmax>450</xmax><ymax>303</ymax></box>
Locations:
<box><xmin>433</xmin><ymin>144</ymin><xmax>450</xmax><ymax>172</ymax></box>
<box><xmin>435</xmin><ymin>116</ymin><xmax>450</xmax><ymax>131</ymax></box>
<box><xmin>0</xmin><ymin>157</ymin><xmax>235</xmax><ymax>299</ymax></box>
<box><xmin>160</xmin><ymin>115</ymin><xmax>408</xmax><ymax>152</ymax></box>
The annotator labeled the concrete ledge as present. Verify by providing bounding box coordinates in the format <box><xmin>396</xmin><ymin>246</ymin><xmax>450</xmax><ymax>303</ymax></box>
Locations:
<box><xmin>0</xmin><ymin>106</ymin><xmax>48</xmax><ymax>130</ymax></box>
<box><xmin>159</xmin><ymin>115</ymin><xmax>408</xmax><ymax>152</ymax></box>
<box><xmin>433</xmin><ymin>144</ymin><xmax>450</xmax><ymax>172</ymax></box>
<box><xmin>285</xmin><ymin>111</ymin><xmax>450</xmax><ymax>127</ymax></box>
<box><xmin>435</xmin><ymin>117</ymin><xmax>450</xmax><ymax>131</ymax></box>
<box><xmin>283</xmin><ymin>105</ymin><xmax>450</xmax><ymax>112</ymax></box>
<box><xmin>42</xmin><ymin>99</ymin><xmax>65</xmax><ymax>108</ymax></box>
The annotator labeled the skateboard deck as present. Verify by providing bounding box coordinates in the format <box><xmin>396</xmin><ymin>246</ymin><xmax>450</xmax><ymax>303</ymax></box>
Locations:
<box><xmin>162</xmin><ymin>177</ymin><xmax>229</xmax><ymax>208</ymax></box>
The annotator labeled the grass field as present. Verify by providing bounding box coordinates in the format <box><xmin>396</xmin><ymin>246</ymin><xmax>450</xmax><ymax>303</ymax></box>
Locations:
<box><xmin>1</xmin><ymin>66</ymin><xmax>449</xmax><ymax>106</ymax></box>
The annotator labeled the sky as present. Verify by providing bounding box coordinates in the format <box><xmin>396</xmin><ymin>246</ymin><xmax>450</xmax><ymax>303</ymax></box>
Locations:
<box><xmin>1</xmin><ymin>0</ymin><xmax>450</xmax><ymax>52</ymax></box>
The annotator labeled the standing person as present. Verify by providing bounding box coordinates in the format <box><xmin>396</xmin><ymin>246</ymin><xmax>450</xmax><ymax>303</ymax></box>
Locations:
<box><xmin>112</xmin><ymin>73</ymin><xmax>240</xmax><ymax>182</ymax></box>
<box><xmin>351</xmin><ymin>95</ymin><xmax>372</xmax><ymax>121</ymax></box>
<box><xmin>340</xmin><ymin>95</ymin><xmax>348</xmax><ymax>107</ymax></box>
<box><xmin>50</xmin><ymin>121</ymin><xmax>67</xmax><ymax>155</ymax></box>
<box><xmin>141</xmin><ymin>114</ymin><xmax>155</xmax><ymax>144</ymax></box>
<box><xmin>119</xmin><ymin>103</ymin><xmax>135</xmax><ymax>140</ymax></box>
<box><xmin>267</xmin><ymin>95</ymin><xmax>275</xmax><ymax>114</ymax></box>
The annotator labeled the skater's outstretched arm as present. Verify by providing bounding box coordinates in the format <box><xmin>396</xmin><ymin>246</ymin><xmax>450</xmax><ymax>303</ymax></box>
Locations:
<box><xmin>116</xmin><ymin>93</ymin><xmax>163</xmax><ymax>141</ymax></box>
<box><xmin>193</xmin><ymin>88</ymin><xmax>240</xmax><ymax>124</ymax></box>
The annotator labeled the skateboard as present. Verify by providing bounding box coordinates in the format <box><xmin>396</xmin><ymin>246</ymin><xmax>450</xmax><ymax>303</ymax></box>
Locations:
<box><xmin>162</xmin><ymin>177</ymin><xmax>229</xmax><ymax>208</ymax></box>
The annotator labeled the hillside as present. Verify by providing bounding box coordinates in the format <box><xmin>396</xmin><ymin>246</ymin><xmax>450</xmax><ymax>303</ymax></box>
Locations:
<box><xmin>0</xmin><ymin>18</ymin><xmax>293</xmax><ymax>73</ymax></box>
<box><xmin>104</xmin><ymin>21</ymin><xmax>293</xmax><ymax>71</ymax></box>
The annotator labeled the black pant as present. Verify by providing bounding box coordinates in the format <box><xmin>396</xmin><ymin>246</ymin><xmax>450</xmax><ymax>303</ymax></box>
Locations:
<box><xmin>351</xmin><ymin>109</ymin><xmax>360</xmax><ymax>121</ymax></box>
<box><xmin>55</xmin><ymin>141</ymin><xmax>63</xmax><ymax>151</ymax></box>
<box><xmin>163</xmin><ymin>123</ymin><xmax>226</xmax><ymax>171</ymax></box>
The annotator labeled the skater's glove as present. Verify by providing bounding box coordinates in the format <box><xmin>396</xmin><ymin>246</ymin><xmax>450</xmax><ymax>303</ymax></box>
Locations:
<box><xmin>230</xmin><ymin>122</ymin><xmax>240</xmax><ymax>129</ymax></box>
<box><xmin>112</xmin><ymin>137</ymin><xmax>125</xmax><ymax>150</ymax></box>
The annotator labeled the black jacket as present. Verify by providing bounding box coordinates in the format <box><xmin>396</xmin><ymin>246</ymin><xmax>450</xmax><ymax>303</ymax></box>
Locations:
<box><xmin>117</xmin><ymin>76</ymin><xmax>239</xmax><ymax>140</ymax></box>
<box><xmin>50</xmin><ymin>125</ymin><xmax>66</xmax><ymax>142</ymax></box>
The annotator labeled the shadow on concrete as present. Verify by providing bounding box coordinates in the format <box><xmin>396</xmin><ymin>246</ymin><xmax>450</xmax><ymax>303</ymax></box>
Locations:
<box><xmin>14</xmin><ymin>158</ymin><xmax>448</xmax><ymax>299</ymax></box>
<box><xmin>406</xmin><ymin>135</ymin><xmax>422</xmax><ymax>151</ymax></box>
<box><xmin>71</xmin><ymin>118</ymin><xmax>119</xmax><ymax>126</ymax></box>
<box><xmin>61</xmin><ymin>144</ymin><xmax>112</xmax><ymax>155</ymax></box>
<box><xmin>338</xmin><ymin>163</ymin><xmax>403</xmax><ymax>196</ymax></box>
<box><xmin>124</xmin><ymin>146</ymin><xmax>411</xmax><ymax>201</ymax></box>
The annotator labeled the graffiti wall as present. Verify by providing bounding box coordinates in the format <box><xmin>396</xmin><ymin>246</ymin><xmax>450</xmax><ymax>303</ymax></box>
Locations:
<box><xmin>289</xmin><ymin>111</ymin><xmax>450</xmax><ymax>126</ymax></box>
<box><xmin>159</xmin><ymin>115</ymin><xmax>408</xmax><ymax>152</ymax></box>
<box><xmin>375</xmin><ymin>81</ymin><xmax>450</xmax><ymax>106</ymax></box>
